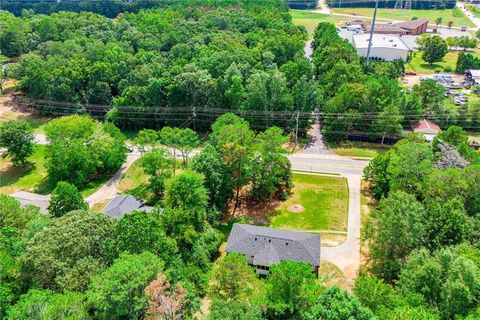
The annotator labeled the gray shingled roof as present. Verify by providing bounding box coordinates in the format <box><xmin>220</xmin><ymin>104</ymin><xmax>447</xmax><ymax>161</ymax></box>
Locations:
<box><xmin>226</xmin><ymin>223</ymin><xmax>321</xmax><ymax>267</ymax></box>
<box><xmin>102</xmin><ymin>194</ymin><xmax>153</xmax><ymax>219</ymax></box>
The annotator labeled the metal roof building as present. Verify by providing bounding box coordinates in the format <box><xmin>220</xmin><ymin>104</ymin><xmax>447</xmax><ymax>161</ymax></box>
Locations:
<box><xmin>353</xmin><ymin>34</ymin><xmax>410</xmax><ymax>61</ymax></box>
<box><xmin>226</xmin><ymin>223</ymin><xmax>321</xmax><ymax>275</ymax></box>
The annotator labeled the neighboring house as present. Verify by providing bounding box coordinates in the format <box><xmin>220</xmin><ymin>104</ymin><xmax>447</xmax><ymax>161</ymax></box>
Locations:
<box><xmin>348</xmin><ymin>18</ymin><xmax>428</xmax><ymax>35</ymax></box>
<box><xmin>11</xmin><ymin>191</ymin><xmax>50</xmax><ymax>214</ymax></box>
<box><xmin>413</xmin><ymin>119</ymin><xmax>442</xmax><ymax>142</ymax></box>
<box><xmin>102</xmin><ymin>194</ymin><xmax>154</xmax><ymax>219</ymax></box>
<box><xmin>352</xmin><ymin>34</ymin><xmax>410</xmax><ymax>61</ymax></box>
<box><xmin>225</xmin><ymin>223</ymin><xmax>321</xmax><ymax>275</ymax></box>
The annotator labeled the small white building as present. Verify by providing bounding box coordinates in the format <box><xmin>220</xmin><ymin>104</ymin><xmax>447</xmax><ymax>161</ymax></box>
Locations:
<box><xmin>352</xmin><ymin>34</ymin><xmax>410</xmax><ymax>61</ymax></box>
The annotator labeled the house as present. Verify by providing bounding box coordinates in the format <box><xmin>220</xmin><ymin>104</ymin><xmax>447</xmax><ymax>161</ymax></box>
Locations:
<box><xmin>225</xmin><ymin>223</ymin><xmax>321</xmax><ymax>275</ymax></box>
<box><xmin>102</xmin><ymin>194</ymin><xmax>154</xmax><ymax>219</ymax></box>
<box><xmin>11</xmin><ymin>191</ymin><xmax>50</xmax><ymax>214</ymax></box>
<box><xmin>413</xmin><ymin>119</ymin><xmax>442</xmax><ymax>142</ymax></box>
<box><xmin>352</xmin><ymin>34</ymin><xmax>410</xmax><ymax>61</ymax></box>
<box><xmin>348</xmin><ymin>18</ymin><xmax>428</xmax><ymax>35</ymax></box>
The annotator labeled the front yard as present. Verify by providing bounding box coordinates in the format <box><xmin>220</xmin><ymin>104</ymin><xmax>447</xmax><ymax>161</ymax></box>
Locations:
<box><xmin>270</xmin><ymin>173</ymin><xmax>349</xmax><ymax>232</ymax></box>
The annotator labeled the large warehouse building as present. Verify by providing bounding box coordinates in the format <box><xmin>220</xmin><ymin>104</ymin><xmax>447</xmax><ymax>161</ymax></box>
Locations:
<box><xmin>352</xmin><ymin>34</ymin><xmax>410</xmax><ymax>61</ymax></box>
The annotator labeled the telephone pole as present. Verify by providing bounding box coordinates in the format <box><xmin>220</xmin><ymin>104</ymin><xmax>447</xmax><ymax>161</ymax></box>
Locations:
<box><xmin>294</xmin><ymin>110</ymin><xmax>300</xmax><ymax>152</ymax></box>
<box><xmin>365</xmin><ymin>0</ymin><xmax>379</xmax><ymax>66</ymax></box>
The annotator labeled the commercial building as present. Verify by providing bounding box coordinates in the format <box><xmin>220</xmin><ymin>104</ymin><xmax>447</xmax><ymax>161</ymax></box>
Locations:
<box><xmin>225</xmin><ymin>223</ymin><xmax>321</xmax><ymax>275</ymax></box>
<box><xmin>352</xmin><ymin>34</ymin><xmax>410</xmax><ymax>61</ymax></box>
<box><xmin>348</xmin><ymin>18</ymin><xmax>429</xmax><ymax>35</ymax></box>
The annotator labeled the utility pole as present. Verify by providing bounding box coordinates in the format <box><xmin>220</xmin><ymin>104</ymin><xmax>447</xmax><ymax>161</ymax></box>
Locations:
<box><xmin>294</xmin><ymin>110</ymin><xmax>300</xmax><ymax>153</ymax></box>
<box><xmin>365</xmin><ymin>0</ymin><xmax>379</xmax><ymax>67</ymax></box>
<box><xmin>192</xmin><ymin>107</ymin><xmax>196</xmax><ymax>131</ymax></box>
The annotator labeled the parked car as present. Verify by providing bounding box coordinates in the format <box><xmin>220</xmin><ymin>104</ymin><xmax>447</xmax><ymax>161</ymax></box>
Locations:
<box><xmin>420</xmin><ymin>76</ymin><xmax>430</xmax><ymax>81</ymax></box>
<box><xmin>402</xmin><ymin>78</ymin><xmax>409</xmax><ymax>84</ymax></box>
<box><xmin>405</xmin><ymin>71</ymin><xmax>417</xmax><ymax>76</ymax></box>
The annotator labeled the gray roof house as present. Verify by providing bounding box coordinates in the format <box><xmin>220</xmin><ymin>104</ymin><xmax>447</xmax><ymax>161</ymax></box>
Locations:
<box><xmin>226</xmin><ymin>223</ymin><xmax>321</xmax><ymax>275</ymax></box>
<box><xmin>11</xmin><ymin>191</ymin><xmax>50</xmax><ymax>214</ymax></box>
<box><xmin>102</xmin><ymin>194</ymin><xmax>154</xmax><ymax>219</ymax></box>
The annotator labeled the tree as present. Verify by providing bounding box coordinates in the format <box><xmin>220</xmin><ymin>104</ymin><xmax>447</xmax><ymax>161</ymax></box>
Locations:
<box><xmin>208</xmin><ymin>253</ymin><xmax>262</xmax><ymax>302</ymax></box>
<box><xmin>455</xmin><ymin>36</ymin><xmax>478</xmax><ymax>51</ymax></box>
<box><xmin>0</xmin><ymin>120</ymin><xmax>35</xmax><ymax>166</ymax></box>
<box><xmin>447</xmin><ymin>21</ymin><xmax>454</xmax><ymax>29</ymax></box>
<box><xmin>423</xmin><ymin>198</ymin><xmax>473</xmax><ymax>250</ymax></box>
<box><xmin>21</xmin><ymin>210</ymin><xmax>114</xmax><ymax>292</ymax></box>
<box><xmin>113</xmin><ymin>211</ymin><xmax>178</xmax><ymax>267</ymax></box>
<box><xmin>176</xmin><ymin>128</ymin><xmax>199</xmax><ymax>167</ymax></box>
<box><xmin>144</xmin><ymin>273</ymin><xmax>186</xmax><ymax>320</ymax></box>
<box><xmin>434</xmin><ymin>125</ymin><xmax>468</xmax><ymax>146</ymax></box>
<box><xmin>374</xmin><ymin>105</ymin><xmax>404</xmax><ymax>145</ymax></box>
<box><xmin>134</xmin><ymin>129</ymin><xmax>159</xmax><ymax>155</ymax></box>
<box><xmin>210</xmin><ymin>113</ymin><xmax>254</xmax><ymax>213</ymax></box>
<box><xmin>87</xmin><ymin>252</ymin><xmax>164</xmax><ymax>320</ymax></box>
<box><xmin>159</xmin><ymin>126</ymin><xmax>180</xmax><ymax>173</ymax></box>
<box><xmin>435</xmin><ymin>17</ymin><xmax>442</xmax><ymax>26</ymax></box>
<box><xmin>265</xmin><ymin>261</ymin><xmax>320</xmax><ymax>319</ymax></box>
<box><xmin>45</xmin><ymin>116</ymin><xmax>126</xmax><ymax>187</ymax></box>
<box><xmin>48</xmin><ymin>181</ymin><xmax>88</xmax><ymax>218</ymax></box>
<box><xmin>398</xmin><ymin>248</ymin><xmax>480</xmax><ymax>319</ymax></box>
<box><xmin>140</xmin><ymin>147</ymin><xmax>173</xmax><ymax>196</ymax></box>
<box><xmin>164</xmin><ymin>170</ymin><xmax>208</xmax><ymax>214</ymax></box>
<box><xmin>6</xmin><ymin>289</ymin><xmax>88</xmax><ymax>320</ymax></box>
<box><xmin>250</xmin><ymin>126</ymin><xmax>292</xmax><ymax>200</ymax></box>
<box><xmin>190</xmin><ymin>144</ymin><xmax>233</xmax><ymax>211</ymax></box>
<box><xmin>0</xmin><ymin>193</ymin><xmax>41</xmax><ymax>230</ymax></box>
<box><xmin>365</xmin><ymin>191</ymin><xmax>427</xmax><ymax>282</ymax></box>
<box><xmin>421</xmin><ymin>36</ymin><xmax>448</xmax><ymax>65</ymax></box>
<box><xmin>304</xmin><ymin>286</ymin><xmax>374</xmax><ymax>320</ymax></box>
<box><xmin>387</xmin><ymin>140</ymin><xmax>434</xmax><ymax>195</ymax></box>
<box><xmin>207</xmin><ymin>300</ymin><xmax>263</xmax><ymax>320</ymax></box>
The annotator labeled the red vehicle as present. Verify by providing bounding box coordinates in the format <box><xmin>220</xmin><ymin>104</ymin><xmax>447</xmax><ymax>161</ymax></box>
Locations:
<box><xmin>405</xmin><ymin>71</ymin><xmax>417</xmax><ymax>76</ymax></box>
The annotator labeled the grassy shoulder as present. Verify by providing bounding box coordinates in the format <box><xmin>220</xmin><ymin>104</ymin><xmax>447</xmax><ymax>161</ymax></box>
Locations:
<box><xmin>328</xmin><ymin>141</ymin><xmax>390</xmax><ymax>158</ymax></box>
<box><xmin>318</xmin><ymin>260</ymin><xmax>349</xmax><ymax>290</ymax></box>
<box><xmin>290</xmin><ymin>9</ymin><xmax>347</xmax><ymax>37</ymax></box>
<box><xmin>331</xmin><ymin>7</ymin><xmax>474</xmax><ymax>28</ymax></box>
<box><xmin>270</xmin><ymin>173</ymin><xmax>349</xmax><ymax>232</ymax></box>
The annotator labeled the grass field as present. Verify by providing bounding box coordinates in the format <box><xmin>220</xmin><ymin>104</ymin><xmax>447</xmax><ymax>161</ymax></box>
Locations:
<box><xmin>0</xmin><ymin>145</ymin><xmax>50</xmax><ymax>194</ymax></box>
<box><xmin>406</xmin><ymin>50</ymin><xmax>459</xmax><ymax>74</ymax></box>
<box><xmin>331</xmin><ymin>7</ymin><xmax>474</xmax><ymax>28</ymax></box>
<box><xmin>329</xmin><ymin>141</ymin><xmax>389</xmax><ymax>158</ymax></box>
<box><xmin>466</xmin><ymin>4</ymin><xmax>480</xmax><ymax>19</ymax></box>
<box><xmin>290</xmin><ymin>10</ymin><xmax>347</xmax><ymax>37</ymax></box>
<box><xmin>270</xmin><ymin>173</ymin><xmax>349</xmax><ymax>232</ymax></box>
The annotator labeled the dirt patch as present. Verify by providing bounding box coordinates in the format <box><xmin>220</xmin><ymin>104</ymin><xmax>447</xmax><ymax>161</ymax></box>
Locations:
<box><xmin>287</xmin><ymin>203</ymin><xmax>304</xmax><ymax>213</ymax></box>
<box><xmin>0</xmin><ymin>80</ymin><xmax>44</xmax><ymax>123</ymax></box>
<box><xmin>226</xmin><ymin>189</ymin><xmax>282</xmax><ymax>225</ymax></box>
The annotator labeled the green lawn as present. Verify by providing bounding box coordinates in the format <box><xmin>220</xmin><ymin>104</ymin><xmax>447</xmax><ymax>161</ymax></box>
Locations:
<box><xmin>270</xmin><ymin>173</ymin><xmax>349</xmax><ymax>232</ymax></box>
<box><xmin>406</xmin><ymin>50</ymin><xmax>459</xmax><ymax>74</ymax></box>
<box><xmin>0</xmin><ymin>145</ymin><xmax>51</xmax><ymax>194</ymax></box>
<box><xmin>331</xmin><ymin>7</ymin><xmax>474</xmax><ymax>28</ymax></box>
<box><xmin>329</xmin><ymin>141</ymin><xmax>389</xmax><ymax>158</ymax></box>
<box><xmin>290</xmin><ymin>9</ymin><xmax>347</xmax><ymax>37</ymax></box>
<box><xmin>0</xmin><ymin>144</ymin><xmax>114</xmax><ymax>196</ymax></box>
<box><xmin>117</xmin><ymin>158</ymin><xmax>151</xmax><ymax>200</ymax></box>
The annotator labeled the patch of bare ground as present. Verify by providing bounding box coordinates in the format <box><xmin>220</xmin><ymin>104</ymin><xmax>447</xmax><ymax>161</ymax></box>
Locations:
<box><xmin>287</xmin><ymin>203</ymin><xmax>304</xmax><ymax>213</ymax></box>
<box><xmin>226</xmin><ymin>190</ymin><xmax>282</xmax><ymax>225</ymax></box>
<box><xmin>0</xmin><ymin>79</ymin><xmax>45</xmax><ymax>124</ymax></box>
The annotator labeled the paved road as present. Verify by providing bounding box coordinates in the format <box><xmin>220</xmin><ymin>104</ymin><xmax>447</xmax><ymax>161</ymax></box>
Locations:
<box><xmin>458</xmin><ymin>3</ymin><xmax>480</xmax><ymax>30</ymax></box>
